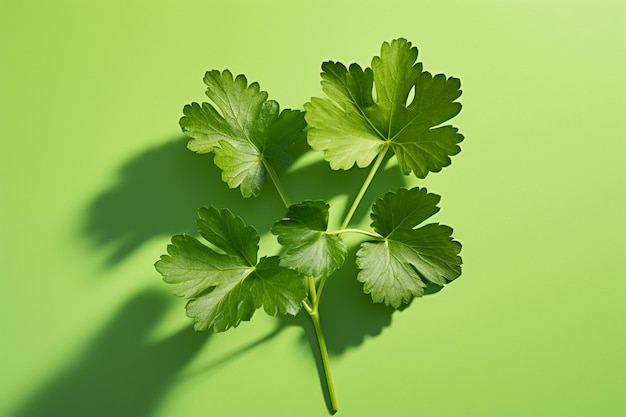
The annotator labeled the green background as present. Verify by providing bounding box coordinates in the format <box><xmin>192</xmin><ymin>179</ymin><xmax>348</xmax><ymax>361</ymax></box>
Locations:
<box><xmin>1</xmin><ymin>1</ymin><xmax>625</xmax><ymax>416</ymax></box>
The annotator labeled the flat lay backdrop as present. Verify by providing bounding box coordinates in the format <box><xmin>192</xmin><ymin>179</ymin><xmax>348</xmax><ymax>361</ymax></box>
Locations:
<box><xmin>1</xmin><ymin>1</ymin><xmax>625</xmax><ymax>416</ymax></box>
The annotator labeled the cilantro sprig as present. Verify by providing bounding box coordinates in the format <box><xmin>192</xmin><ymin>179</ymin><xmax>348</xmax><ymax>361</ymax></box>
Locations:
<box><xmin>156</xmin><ymin>38</ymin><xmax>464</xmax><ymax>413</ymax></box>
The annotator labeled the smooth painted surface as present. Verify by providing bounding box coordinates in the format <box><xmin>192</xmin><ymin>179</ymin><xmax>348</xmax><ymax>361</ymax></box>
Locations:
<box><xmin>1</xmin><ymin>1</ymin><xmax>625</xmax><ymax>416</ymax></box>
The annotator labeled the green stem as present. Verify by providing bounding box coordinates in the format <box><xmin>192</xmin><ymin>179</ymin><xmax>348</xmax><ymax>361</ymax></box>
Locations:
<box><xmin>307</xmin><ymin>308</ymin><xmax>339</xmax><ymax>413</ymax></box>
<box><xmin>263</xmin><ymin>160</ymin><xmax>291</xmax><ymax>208</ymax></box>
<box><xmin>314</xmin><ymin>275</ymin><xmax>327</xmax><ymax>311</ymax></box>
<box><xmin>308</xmin><ymin>275</ymin><xmax>317</xmax><ymax>304</ymax></box>
<box><xmin>302</xmin><ymin>298</ymin><xmax>313</xmax><ymax>313</ymax></box>
<box><xmin>340</xmin><ymin>145</ymin><xmax>389</xmax><ymax>229</ymax></box>
<box><xmin>329</xmin><ymin>228</ymin><xmax>382</xmax><ymax>239</ymax></box>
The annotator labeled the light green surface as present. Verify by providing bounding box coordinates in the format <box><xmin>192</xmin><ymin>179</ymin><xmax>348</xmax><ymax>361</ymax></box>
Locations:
<box><xmin>1</xmin><ymin>1</ymin><xmax>625</xmax><ymax>416</ymax></box>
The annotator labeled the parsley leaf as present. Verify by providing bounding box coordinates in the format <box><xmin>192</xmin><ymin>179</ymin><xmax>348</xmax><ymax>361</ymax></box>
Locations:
<box><xmin>180</xmin><ymin>70</ymin><xmax>306</xmax><ymax>198</ymax></box>
<box><xmin>356</xmin><ymin>188</ymin><xmax>462</xmax><ymax>308</ymax></box>
<box><xmin>155</xmin><ymin>207</ymin><xmax>306</xmax><ymax>331</ymax></box>
<box><xmin>305</xmin><ymin>38</ymin><xmax>463</xmax><ymax>178</ymax></box>
<box><xmin>272</xmin><ymin>201</ymin><xmax>347</xmax><ymax>277</ymax></box>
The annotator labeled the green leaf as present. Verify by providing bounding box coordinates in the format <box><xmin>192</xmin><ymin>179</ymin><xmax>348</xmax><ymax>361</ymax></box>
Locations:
<box><xmin>272</xmin><ymin>201</ymin><xmax>347</xmax><ymax>277</ymax></box>
<box><xmin>250</xmin><ymin>256</ymin><xmax>308</xmax><ymax>316</ymax></box>
<box><xmin>185</xmin><ymin>255</ymin><xmax>305</xmax><ymax>332</ymax></box>
<box><xmin>356</xmin><ymin>188</ymin><xmax>462</xmax><ymax>308</ymax></box>
<box><xmin>197</xmin><ymin>206</ymin><xmax>258</xmax><ymax>265</ymax></box>
<box><xmin>179</xmin><ymin>70</ymin><xmax>306</xmax><ymax>197</ymax></box>
<box><xmin>305</xmin><ymin>38</ymin><xmax>463</xmax><ymax>178</ymax></box>
<box><xmin>155</xmin><ymin>207</ymin><xmax>306</xmax><ymax>331</ymax></box>
<box><xmin>179</xmin><ymin>102</ymin><xmax>233</xmax><ymax>154</ymax></box>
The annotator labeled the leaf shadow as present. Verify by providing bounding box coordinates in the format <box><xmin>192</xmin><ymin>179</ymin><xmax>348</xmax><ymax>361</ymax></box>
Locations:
<box><xmin>83</xmin><ymin>137</ymin><xmax>287</xmax><ymax>266</ymax></box>
<box><xmin>12</xmin><ymin>289</ymin><xmax>210</xmax><ymax>417</ymax></box>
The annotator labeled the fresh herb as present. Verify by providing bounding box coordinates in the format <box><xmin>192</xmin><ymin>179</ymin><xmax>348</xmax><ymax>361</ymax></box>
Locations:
<box><xmin>156</xmin><ymin>38</ymin><xmax>464</xmax><ymax>413</ymax></box>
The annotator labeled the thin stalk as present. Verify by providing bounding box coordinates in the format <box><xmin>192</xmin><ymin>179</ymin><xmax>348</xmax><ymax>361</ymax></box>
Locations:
<box><xmin>308</xmin><ymin>275</ymin><xmax>317</xmax><ymax>304</ymax></box>
<box><xmin>329</xmin><ymin>228</ymin><xmax>382</xmax><ymax>239</ymax></box>
<box><xmin>263</xmin><ymin>160</ymin><xmax>291</xmax><ymax>208</ymax></box>
<box><xmin>307</xmin><ymin>308</ymin><xmax>338</xmax><ymax>413</ymax></box>
<box><xmin>340</xmin><ymin>145</ymin><xmax>389</xmax><ymax>229</ymax></box>
<box><xmin>314</xmin><ymin>275</ymin><xmax>327</xmax><ymax>311</ymax></box>
<box><xmin>302</xmin><ymin>298</ymin><xmax>313</xmax><ymax>313</ymax></box>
